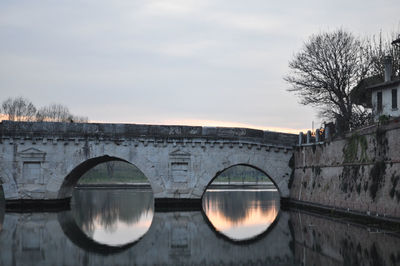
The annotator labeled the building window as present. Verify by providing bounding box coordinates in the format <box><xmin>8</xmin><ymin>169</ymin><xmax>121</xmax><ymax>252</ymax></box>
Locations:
<box><xmin>377</xmin><ymin>91</ymin><xmax>383</xmax><ymax>112</ymax></box>
<box><xmin>392</xmin><ymin>89</ymin><xmax>398</xmax><ymax>109</ymax></box>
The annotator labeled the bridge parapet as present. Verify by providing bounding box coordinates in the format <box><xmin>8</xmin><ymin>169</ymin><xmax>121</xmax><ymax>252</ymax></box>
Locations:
<box><xmin>0</xmin><ymin>121</ymin><xmax>297</xmax><ymax>147</ymax></box>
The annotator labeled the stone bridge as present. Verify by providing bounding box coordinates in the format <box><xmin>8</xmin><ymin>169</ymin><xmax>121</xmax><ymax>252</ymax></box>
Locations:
<box><xmin>0</xmin><ymin>121</ymin><xmax>296</xmax><ymax>201</ymax></box>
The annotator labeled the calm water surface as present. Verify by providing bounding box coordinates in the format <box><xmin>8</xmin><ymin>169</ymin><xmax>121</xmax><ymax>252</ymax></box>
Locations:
<box><xmin>1</xmin><ymin>188</ymin><xmax>400</xmax><ymax>265</ymax></box>
<box><xmin>203</xmin><ymin>189</ymin><xmax>279</xmax><ymax>241</ymax></box>
<box><xmin>71</xmin><ymin>189</ymin><xmax>154</xmax><ymax>246</ymax></box>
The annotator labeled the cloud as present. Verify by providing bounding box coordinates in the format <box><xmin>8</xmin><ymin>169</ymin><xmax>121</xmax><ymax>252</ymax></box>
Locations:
<box><xmin>141</xmin><ymin>0</ymin><xmax>204</xmax><ymax>15</ymax></box>
<box><xmin>0</xmin><ymin>0</ymin><xmax>399</xmax><ymax>131</ymax></box>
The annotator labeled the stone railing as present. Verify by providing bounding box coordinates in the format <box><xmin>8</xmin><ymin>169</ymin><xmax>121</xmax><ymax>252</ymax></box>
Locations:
<box><xmin>0</xmin><ymin>121</ymin><xmax>298</xmax><ymax>147</ymax></box>
<box><xmin>298</xmin><ymin>125</ymin><xmax>333</xmax><ymax>146</ymax></box>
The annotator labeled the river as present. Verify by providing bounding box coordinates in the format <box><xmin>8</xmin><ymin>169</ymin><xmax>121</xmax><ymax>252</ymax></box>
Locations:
<box><xmin>0</xmin><ymin>188</ymin><xmax>400</xmax><ymax>265</ymax></box>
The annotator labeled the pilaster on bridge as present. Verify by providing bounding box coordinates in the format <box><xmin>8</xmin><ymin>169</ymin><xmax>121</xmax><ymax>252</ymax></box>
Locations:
<box><xmin>0</xmin><ymin>121</ymin><xmax>297</xmax><ymax>202</ymax></box>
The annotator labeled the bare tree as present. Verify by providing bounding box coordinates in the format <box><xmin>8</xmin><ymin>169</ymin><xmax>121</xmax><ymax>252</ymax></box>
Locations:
<box><xmin>285</xmin><ymin>29</ymin><xmax>373</xmax><ymax>132</ymax></box>
<box><xmin>1</xmin><ymin>97</ymin><xmax>37</xmax><ymax>121</ymax></box>
<box><xmin>70</xmin><ymin>115</ymin><xmax>89</xmax><ymax>123</ymax></box>
<box><xmin>36</xmin><ymin>103</ymin><xmax>89</xmax><ymax>123</ymax></box>
<box><xmin>366</xmin><ymin>31</ymin><xmax>400</xmax><ymax>78</ymax></box>
<box><xmin>36</xmin><ymin>103</ymin><xmax>70</xmax><ymax>122</ymax></box>
<box><xmin>1</xmin><ymin>98</ymin><xmax>89</xmax><ymax>123</ymax></box>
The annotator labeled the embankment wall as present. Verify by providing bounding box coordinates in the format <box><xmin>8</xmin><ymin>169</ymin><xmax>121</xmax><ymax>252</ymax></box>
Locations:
<box><xmin>290</xmin><ymin>120</ymin><xmax>400</xmax><ymax>219</ymax></box>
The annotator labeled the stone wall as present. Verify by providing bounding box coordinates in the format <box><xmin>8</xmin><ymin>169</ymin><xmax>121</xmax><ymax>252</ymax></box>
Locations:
<box><xmin>290</xmin><ymin>119</ymin><xmax>400</xmax><ymax>219</ymax></box>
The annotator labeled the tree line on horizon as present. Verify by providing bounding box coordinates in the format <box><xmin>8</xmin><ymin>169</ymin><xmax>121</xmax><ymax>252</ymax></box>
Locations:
<box><xmin>285</xmin><ymin>29</ymin><xmax>400</xmax><ymax>133</ymax></box>
<box><xmin>0</xmin><ymin>96</ymin><xmax>88</xmax><ymax>123</ymax></box>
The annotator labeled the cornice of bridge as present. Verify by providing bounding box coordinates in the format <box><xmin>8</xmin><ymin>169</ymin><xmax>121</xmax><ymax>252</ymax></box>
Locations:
<box><xmin>0</xmin><ymin>121</ymin><xmax>297</xmax><ymax>148</ymax></box>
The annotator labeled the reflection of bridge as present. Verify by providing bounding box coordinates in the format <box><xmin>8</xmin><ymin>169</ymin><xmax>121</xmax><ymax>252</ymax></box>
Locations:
<box><xmin>2</xmin><ymin>207</ymin><xmax>400</xmax><ymax>265</ymax></box>
<box><xmin>0</xmin><ymin>121</ymin><xmax>296</xmax><ymax>201</ymax></box>
<box><xmin>0</xmin><ymin>209</ymin><xmax>294</xmax><ymax>265</ymax></box>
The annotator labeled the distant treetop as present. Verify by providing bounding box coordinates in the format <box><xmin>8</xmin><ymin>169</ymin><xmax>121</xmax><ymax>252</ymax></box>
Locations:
<box><xmin>0</xmin><ymin>97</ymin><xmax>89</xmax><ymax>123</ymax></box>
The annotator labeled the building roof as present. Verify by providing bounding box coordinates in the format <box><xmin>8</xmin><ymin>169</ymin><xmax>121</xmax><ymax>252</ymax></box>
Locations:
<box><xmin>351</xmin><ymin>75</ymin><xmax>400</xmax><ymax>108</ymax></box>
<box><xmin>392</xmin><ymin>37</ymin><xmax>400</xmax><ymax>46</ymax></box>
<box><xmin>366</xmin><ymin>77</ymin><xmax>400</xmax><ymax>91</ymax></box>
<box><xmin>350</xmin><ymin>75</ymin><xmax>383</xmax><ymax>108</ymax></box>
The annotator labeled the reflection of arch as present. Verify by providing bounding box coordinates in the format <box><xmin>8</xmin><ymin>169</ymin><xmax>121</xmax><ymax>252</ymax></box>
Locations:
<box><xmin>201</xmin><ymin>208</ymin><xmax>282</xmax><ymax>245</ymax></box>
<box><xmin>201</xmin><ymin>163</ymin><xmax>279</xmax><ymax>198</ymax></box>
<box><xmin>0</xmin><ymin>185</ymin><xmax>4</xmax><ymax>233</ymax></box>
<box><xmin>58</xmin><ymin>155</ymin><xmax>150</xmax><ymax>199</ymax></box>
<box><xmin>200</xmin><ymin>164</ymin><xmax>281</xmax><ymax>243</ymax></box>
<box><xmin>0</xmin><ymin>184</ymin><xmax>4</xmax><ymax>201</ymax></box>
<box><xmin>58</xmin><ymin>211</ymin><xmax>137</xmax><ymax>255</ymax></box>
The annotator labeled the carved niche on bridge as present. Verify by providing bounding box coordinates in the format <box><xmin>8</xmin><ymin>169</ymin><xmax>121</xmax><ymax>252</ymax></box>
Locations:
<box><xmin>17</xmin><ymin>148</ymin><xmax>46</xmax><ymax>185</ymax></box>
<box><xmin>168</xmin><ymin>150</ymin><xmax>192</xmax><ymax>184</ymax></box>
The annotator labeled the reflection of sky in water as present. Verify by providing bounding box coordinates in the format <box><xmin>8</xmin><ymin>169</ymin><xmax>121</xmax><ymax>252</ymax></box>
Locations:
<box><xmin>71</xmin><ymin>189</ymin><xmax>154</xmax><ymax>246</ymax></box>
<box><xmin>203</xmin><ymin>190</ymin><xmax>279</xmax><ymax>241</ymax></box>
<box><xmin>91</xmin><ymin>211</ymin><xmax>153</xmax><ymax>246</ymax></box>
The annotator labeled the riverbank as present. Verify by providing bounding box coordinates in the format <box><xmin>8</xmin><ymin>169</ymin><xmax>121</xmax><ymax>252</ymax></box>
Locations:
<box><xmin>74</xmin><ymin>182</ymin><xmax>276</xmax><ymax>190</ymax></box>
<box><xmin>75</xmin><ymin>183</ymin><xmax>152</xmax><ymax>189</ymax></box>
<box><xmin>283</xmin><ymin>198</ymin><xmax>400</xmax><ymax>230</ymax></box>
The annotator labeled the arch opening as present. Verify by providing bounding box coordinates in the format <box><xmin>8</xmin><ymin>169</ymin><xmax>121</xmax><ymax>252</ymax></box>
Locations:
<box><xmin>202</xmin><ymin>164</ymin><xmax>281</xmax><ymax>197</ymax></box>
<box><xmin>202</xmin><ymin>164</ymin><xmax>280</xmax><ymax>242</ymax></box>
<box><xmin>58</xmin><ymin>155</ymin><xmax>146</xmax><ymax>199</ymax></box>
<box><xmin>60</xmin><ymin>156</ymin><xmax>154</xmax><ymax>247</ymax></box>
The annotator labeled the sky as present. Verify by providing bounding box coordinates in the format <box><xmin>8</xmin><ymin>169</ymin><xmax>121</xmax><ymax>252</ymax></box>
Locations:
<box><xmin>0</xmin><ymin>0</ymin><xmax>399</xmax><ymax>133</ymax></box>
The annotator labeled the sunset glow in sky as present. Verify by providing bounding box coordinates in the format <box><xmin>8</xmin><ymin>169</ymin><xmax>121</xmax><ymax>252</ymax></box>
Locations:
<box><xmin>1</xmin><ymin>0</ymin><xmax>399</xmax><ymax>131</ymax></box>
<box><xmin>204</xmin><ymin>200</ymin><xmax>279</xmax><ymax>240</ymax></box>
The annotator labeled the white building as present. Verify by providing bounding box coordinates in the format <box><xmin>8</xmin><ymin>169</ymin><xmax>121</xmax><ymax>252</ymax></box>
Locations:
<box><xmin>368</xmin><ymin>56</ymin><xmax>400</xmax><ymax>121</ymax></box>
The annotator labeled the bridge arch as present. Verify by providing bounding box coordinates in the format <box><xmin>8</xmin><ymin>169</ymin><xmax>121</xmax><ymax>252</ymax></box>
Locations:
<box><xmin>193</xmin><ymin>150</ymin><xmax>290</xmax><ymax>199</ymax></box>
<box><xmin>57</xmin><ymin>155</ymin><xmax>153</xmax><ymax>199</ymax></box>
<box><xmin>201</xmin><ymin>163</ymin><xmax>279</xmax><ymax>197</ymax></box>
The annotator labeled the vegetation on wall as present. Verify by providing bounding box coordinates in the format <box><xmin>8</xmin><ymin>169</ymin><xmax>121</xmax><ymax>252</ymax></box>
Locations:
<box><xmin>339</xmin><ymin>130</ymin><xmax>388</xmax><ymax>200</ymax></box>
<box><xmin>375</xmin><ymin>128</ymin><xmax>389</xmax><ymax>160</ymax></box>
<box><xmin>340</xmin><ymin>133</ymin><xmax>369</xmax><ymax>196</ymax></box>
<box><xmin>343</xmin><ymin>134</ymin><xmax>368</xmax><ymax>163</ymax></box>
<box><xmin>369</xmin><ymin>161</ymin><xmax>386</xmax><ymax>200</ymax></box>
<box><xmin>288</xmin><ymin>154</ymin><xmax>295</xmax><ymax>189</ymax></box>
<box><xmin>390</xmin><ymin>174</ymin><xmax>400</xmax><ymax>202</ymax></box>
<box><xmin>378</xmin><ymin>115</ymin><xmax>390</xmax><ymax>125</ymax></box>
<box><xmin>340</xmin><ymin>165</ymin><xmax>361</xmax><ymax>194</ymax></box>
<box><xmin>311</xmin><ymin>165</ymin><xmax>322</xmax><ymax>190</ymax></box>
